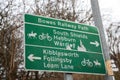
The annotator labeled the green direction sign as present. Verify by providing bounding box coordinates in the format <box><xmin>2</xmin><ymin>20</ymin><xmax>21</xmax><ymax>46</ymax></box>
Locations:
<box><xmin>24</xmin><ymin>14</ymin><xmax>106</xmax><ymax>74</ymax></box>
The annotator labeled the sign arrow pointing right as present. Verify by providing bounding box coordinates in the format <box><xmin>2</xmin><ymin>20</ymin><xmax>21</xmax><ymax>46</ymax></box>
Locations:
<box><xmin>90</xmin><ymin>41</ymin><xmax>99</xmax><ymax>47</ymax></box>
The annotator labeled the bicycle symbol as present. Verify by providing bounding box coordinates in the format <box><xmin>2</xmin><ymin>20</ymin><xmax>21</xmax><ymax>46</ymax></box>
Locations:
<box><xmin>81</xmin><ymin>58</ymin><xmax>93</xmax><ymax>67</ymax></box>
<box><xmin>38</xmin><ymin>33</ymin><xmax>52</xmax><ymax>41</ymax></box>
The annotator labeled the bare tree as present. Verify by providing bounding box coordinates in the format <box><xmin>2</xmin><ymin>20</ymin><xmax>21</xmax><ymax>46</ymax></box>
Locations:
<box><xmin>107</xmin><ymin>22</ymin><xmax>120</xmax><ymax>80</ymax></box>
<box><xmin>0</xmin><ymin>0</ymin><xmax>23</xmax><ymax>79</ymax></box>
<box><xmin>30</xmin><ymin>0</ymin><xmax>93</xmax><ymax>24</ymax></box>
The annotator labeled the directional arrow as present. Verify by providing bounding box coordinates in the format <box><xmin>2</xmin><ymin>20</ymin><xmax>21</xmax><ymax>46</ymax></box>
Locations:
<box><xmin>28</xmin><ymin>54</ymin><xmax>41</xmax><ymax>62</ymax></box>
<box><xmin>90</xmin><ymin>41</ymin><xmax>99</xmax><ymax>47</ymax></box>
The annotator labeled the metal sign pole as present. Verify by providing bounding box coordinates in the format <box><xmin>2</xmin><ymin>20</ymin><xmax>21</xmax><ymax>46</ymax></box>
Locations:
<box><xmin>90</xmin><ymin>0</ymin><xmax>114</xmax><ymax>80</ymax></box>
<box><xmin>64</xmin><ymin>73</ymin><xmax>73</xmax><ymax>80</ymax></box>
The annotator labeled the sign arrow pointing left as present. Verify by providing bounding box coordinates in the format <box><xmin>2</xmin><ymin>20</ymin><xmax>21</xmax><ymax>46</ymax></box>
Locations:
<box><xmin>28</xmin><ymin>54</ymin><xmax>41</xmax><ymax>62</ymax></box>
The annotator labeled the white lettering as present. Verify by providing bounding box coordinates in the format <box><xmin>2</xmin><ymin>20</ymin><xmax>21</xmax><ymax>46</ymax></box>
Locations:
<box><xmin>54</xmin><ymin>35</ymin><xmax>76</xmax><ymax>42</ymax></box>
<box><xmin>57</xmin><ymin>21</ymin><xmax>77</xmax><ymax>30</ymax></box>
<box><xmin>77</xmin><ymin>25</ymin><xmax>89</xmax><ymax>31</ymax></box>
<box><xmin>53</xmin><ymin>29</ymin><xmax>69</xmax><ymax>36</ymax></box>
<box><xmin>70</xmin><ymin>32</ymin><xmax>88</xmax><ymax>39</ymax></box>
<box><xmin>38</xmin><ymin>18</ymin><xmax>56</xmax><ymax>25</ymax></box>
<box><xmin>61</xmin><ymin>64</ymin><xmax>74</xmax><ymax>70</ymax></box>
<box><xmin>43</xmin><ymin>49</ymin><xmax>79</xmax><ymax>58</ymax></box>
<box><xmin>43</xmin><ymin>55</ymin><xmax>72</xmax><ymax>64</ymax></box>
<box><xmin>44</xmin><ymin>63</ymin><xmax>59</xmax><ymax>69</ymax></box>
